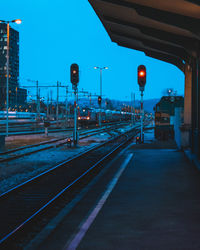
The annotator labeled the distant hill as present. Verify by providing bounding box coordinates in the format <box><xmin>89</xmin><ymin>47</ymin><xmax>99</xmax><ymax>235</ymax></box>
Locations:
<box><xmin>73</xmin><ymin>97</ymin><xmax>160</xmax><ymax>113</ymax></box>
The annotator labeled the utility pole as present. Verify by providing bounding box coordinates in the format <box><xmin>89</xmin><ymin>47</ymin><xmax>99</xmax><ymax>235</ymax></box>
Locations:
<box><xmin>94</xmin><ymin>66</ymin><xmax>108</xmax><ymax>127</ymax></box>
<box><xmin>99</xmin><ymin>69</ymin><xmax>102</xmax><ymax>127</ymax></box>
<box><xmin>89</xmin><ymin>93</ymin><xmax>92</xmax><ymax>108</ymax></box>
<box><xmin>16</xmin><ymin>87</ymin><xmax>18</xmax><ymax>112</ymax></box>
<box><xmin>56</xmin><ymin>81</ymin><xmax>59</xmax><ymax>126</ymax></box>
<box><xmin>66</xmin><ymin>86</ymin><xmax>68</xmax><ymax>127</ymax></box>
<box><xmin>39</xmin><ymin>88</ymin><xmax>41</xmax><ymax>117</ymax></box>
<box><xmin>133</xmin><ymin>93</ymin><xmax>135</xmax><ymax>124</ymax></box>
<box><xmin>50</xmin><ymin>89</ymin><xmax>53</xmax><ymax>117</ymax></box>
<box><xmin>36</xmin><ymin>80</ymin><xmax>40</xmax><ymax>121</ymax></box>
<box><xmin>131</xmin><ymin>93</ymin><xmax>134</xmax><ymax>126</ymax></box>
<box><xmin>47</xmin><ymin>92</ymin><xmax>49</xmax><ymax>119</ymax></box>
<box><xmin>5</xmin><ymin>22</ymin><xmax>9</xmax><ymax>137</ymax></box>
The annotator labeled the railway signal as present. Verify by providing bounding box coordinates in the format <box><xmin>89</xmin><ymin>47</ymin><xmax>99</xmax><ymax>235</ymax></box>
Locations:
<box><xmin>70</xmin><ymin>63</ymin><xmax>79</xmax><ymax>146</ymax></box>
<box><xmin>137</xmin><ymin>65</ymin><xmax>147</xmax><ymax>143</ymax></box>
<box><xmin>137</xmin><ymin>65</ymin><xmax>146</xmax><ymax>92</ymax></box>
<box><xmin>98</xmin><ymin>96</ymin><xmax>102</xmax><ymax>106</ymax></box>
<box><xmin>70</xmin><ymin>63</ymin><xmax>79</xmax><ymax>86</ymax></box>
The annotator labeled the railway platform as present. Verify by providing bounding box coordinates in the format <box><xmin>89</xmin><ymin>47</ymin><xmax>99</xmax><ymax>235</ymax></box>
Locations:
<box><xmin>24</xmin><ymin>129</ymin><xmax>200</xmax><ymax>250</ymax></box>
<box><xmin>68</xmin><ymin>130</ymin><xmax>200</xmax><ymax>250</ymax></box>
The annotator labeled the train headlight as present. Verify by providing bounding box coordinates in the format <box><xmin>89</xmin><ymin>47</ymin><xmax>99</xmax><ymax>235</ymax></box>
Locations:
<box><xmin>78</xmin><ymin>117</ymin><xmax>81</xmax><ymax>120</ymax></box>
<box><xmin>87</xmin><ymin>116</ymin><xmax>90</xmax><ymax>120</ymax></box>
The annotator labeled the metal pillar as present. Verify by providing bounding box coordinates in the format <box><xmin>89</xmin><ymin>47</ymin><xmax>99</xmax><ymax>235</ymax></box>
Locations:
<box><xmin>131</xmin><ymin>93</ymin><xmax>134</xmax><ymax>126</ymax></box>
<box><xmin>73</xmin><ymin>88</ymin><xmax>78</xmax><ymax>146</ymax></box>
<box><xmin>89</xmin><ymin>93</ymin><xmax>92</xmax><ymax>108</ymax></box>
<box><xmin>191</xmin><ymin>59</ymin><xmax>198</xmax><ymax>154</ymax></box>
<box><xmin>133</xmin><ymin>93</ymin><xmax>135</xmax><ymax>124</ymax></box>
<box><xmin>140</xmin><ymin>91</ymin><xmax>144</xmax><ymax>143</ymax></box>
<box><xmin>47</xmin><ymin>92</ymin><xmax>49</xmax><ymax>119</ymax></box>
<box><xmin>184</xmin><ymin>63</ymin><xmax>192</xmax><ymax>126</ymax></box>
<box><xmin>180</xmin><ymin>63</ymin><xmax>192</xmax><ymax>148</ymax></box>
<box><xmin>197</xmin><ymin>57</ymin><xmax>200</xmax><ymax>160</ymax></box>
<box><xmin>16</xmin><ymin>87</ymin><xmax>18</xmax><ymax>112</ymax></box>
<box><xmin>6</xmin><ymin>23</ymin><xmax>10</xmax><ymax>137</ymax></box>
<box><xmin>36</xmin><ymin>80</ymin><xmax>40</xmax><ymax>121</ymax></box>
<box><xmin>66</xmin><ymin>86</ymin><xmax>68</xmax><ymax>127</ymax></box>
<box><xmin>56</xmin><ymin>81</ymin><xmax>59</xmax><ymax>126</ymax></box>
<box><xmin>99</xmin><ymin>69</ymin><xmax>102</xmax><ymax>127</ymax></box>
<box><xmin>94</xmin><ymin>66</ymin><xmax>108</xmax><ymax>127</ymax></box>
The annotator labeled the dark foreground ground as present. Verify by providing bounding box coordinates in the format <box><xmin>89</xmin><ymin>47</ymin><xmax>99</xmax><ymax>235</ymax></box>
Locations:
<box><xmin>27</xmin><ymin>130</ymin><xmax>200</xmax><ymax>250</ymax></box>
<box><xmin>79</xmin><ymin>131</ymin><xmax>200</xmax><ymax>250</ymax></box>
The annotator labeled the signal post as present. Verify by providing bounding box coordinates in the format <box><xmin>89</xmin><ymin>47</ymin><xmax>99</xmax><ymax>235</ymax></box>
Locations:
<box><xmin>137</xmin><ymin>65</ymin><xmax>146</xmax><ymax>143</ymax></box>
<box><xmin>70</xmin><ymin>63</ymin><xmax>79</xmax><ymax>146</ymax></box>
<box><xmin>98</xmin><ymin>96</ymin><xmax>102</xmax><ymax>127</ymax></box>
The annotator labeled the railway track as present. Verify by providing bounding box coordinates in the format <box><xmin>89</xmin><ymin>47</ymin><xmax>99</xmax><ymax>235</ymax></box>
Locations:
<box><xmin>0</xmin><ymin>123</ymin><xmax>125</xmax><ymax>163</ymax></box>
<box><xmin>0</xmin><ymin>125</ymin><xmax>140</xmax><ymax>249</ymax></box>
<box><xmin>0</xmin><ymin>121</ymin><xmax>130</xmax><ymax>136</ymax></box>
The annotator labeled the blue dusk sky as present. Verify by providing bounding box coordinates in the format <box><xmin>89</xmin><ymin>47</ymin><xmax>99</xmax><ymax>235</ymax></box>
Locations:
<box><xmin>1</xmin><ymin>0</ymin><xmax>184</xmax><ymax>102</ymax></box>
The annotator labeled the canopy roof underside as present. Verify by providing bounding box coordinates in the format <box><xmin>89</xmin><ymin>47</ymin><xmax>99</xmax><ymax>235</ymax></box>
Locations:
<box><xmin>88</xmin><ymin>0</ymin><xmax>200</xmax><ymax>71</ymax></box>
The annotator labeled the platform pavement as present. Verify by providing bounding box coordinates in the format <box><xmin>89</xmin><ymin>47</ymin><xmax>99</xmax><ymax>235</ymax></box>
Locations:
<box><xmin>73</xmin><ymin>131</ymin><xmax>200</xmax><ymax>250</ymax></box>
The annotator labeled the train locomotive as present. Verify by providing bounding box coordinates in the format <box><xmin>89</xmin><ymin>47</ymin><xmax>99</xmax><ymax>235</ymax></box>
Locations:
<box><xmin>78</xmin><ymin>108</ymin><xmax>96</xmax><ymax>125</ymax></box>
<box><xmin>154</xmin><ymin>96</ymin><xmax>184</xmax><ymax>140</ymax></box>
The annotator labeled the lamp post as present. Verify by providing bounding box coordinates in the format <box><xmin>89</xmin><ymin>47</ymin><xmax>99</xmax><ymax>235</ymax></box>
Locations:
<box><xmin>94</xmin><ymin>66</ymin><xmax>108</xmax><ymax>127</ymax></box>
<box><xmin>0</xmin><ymin>19</ymin><xmax>22</xmax><ymax>137</ymax></box>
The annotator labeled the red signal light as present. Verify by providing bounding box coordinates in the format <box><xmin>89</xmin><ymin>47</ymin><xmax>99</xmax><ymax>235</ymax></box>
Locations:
<box><xmin>137</xmin><ymin>65</ymin><xmax>146</xmax><ymax>88</ymax></box>
<box><xmin>139</xmin><ymin>71</ymin><xmax>145</xmax><ymax>77</ymax></box>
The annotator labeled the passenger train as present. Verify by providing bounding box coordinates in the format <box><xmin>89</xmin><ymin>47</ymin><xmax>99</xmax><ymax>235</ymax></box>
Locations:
<box><xmin>0</xmin><ymin>111</ymin><xmax>46</xmax><ymax>120</ymax></box>
<box><xmin>78</xmin><ymin>107</ymin><xmax>132</xmax><ymax>126</ymax></box>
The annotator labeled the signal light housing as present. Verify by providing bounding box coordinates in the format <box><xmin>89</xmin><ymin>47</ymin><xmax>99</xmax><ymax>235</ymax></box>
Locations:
<box><xmin>98</xmin><ymin>96</ymin><xmax>102</xmax><ymax>106</ymax></box>
<box><xmin>137</xmin><ymin>65</ymin><xmax>146</xmax><ymax>90</ymax></box>
<box><xmin>70</xmin><ymin>63</ymin><xmax>79</xmax><ymax>86</ymax></box>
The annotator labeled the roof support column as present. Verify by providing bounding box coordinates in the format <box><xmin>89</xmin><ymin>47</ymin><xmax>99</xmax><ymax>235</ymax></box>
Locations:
<box><xmin>191</xmin><ymin>58</ymin><xmax>198</xmax><ymax>155</ymax></box>
<box><xmin>181</xmin><ymin>63</ymin><xmax>192</xmax><ymax>148</ymax></box>
<box><xmin>197</xmin><ymin>56</ymin><xmax>200</xmax><ymax>160</ymax></box>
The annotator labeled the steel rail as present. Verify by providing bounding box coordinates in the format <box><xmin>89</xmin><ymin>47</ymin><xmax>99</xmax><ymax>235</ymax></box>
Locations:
<box><xmin>0</xmin><ymin>125</ymin><xmax>139</xmax><ymax>198</ymax></box>
<box><xmin>0</xmin><ymin>121</ymin><xmax>130</xmax><ymax>136</ymax></box>
<box><xmin>0</xmin><ymin>123</ymin><xmax>129</xmax><ymax>163</ymax></box>
<box><xmin>0</xmin><ymin>122</ymin><xmax>129</xmax><ymax>155</ymax></box>
<box><xmin>0</xmin><ymin>127</ymin><xmax>139</xmax><ymax>246</ymax></box>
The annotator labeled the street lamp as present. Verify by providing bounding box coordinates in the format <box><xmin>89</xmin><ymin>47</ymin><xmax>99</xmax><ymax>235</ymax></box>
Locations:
<box><xmin>0</xmin><ymin>19</ymin><xmax>22</xmax><ymax>136</ymax></box>
<box><xmin>94</xmin><ymin>66</ymin><xmax>108</xmax><ymax>127</ymax></box>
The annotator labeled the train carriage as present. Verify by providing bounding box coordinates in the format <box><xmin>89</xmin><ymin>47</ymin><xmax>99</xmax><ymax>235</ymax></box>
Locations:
<box><xmin>78</xmin><ymin>107</ymin><xmax>132</xmax><ymax>127</ymax></box>
<box><xmin>154</xmin><ymin>96</ymin><xmax>184</xmax><ymax>140</ymax></box>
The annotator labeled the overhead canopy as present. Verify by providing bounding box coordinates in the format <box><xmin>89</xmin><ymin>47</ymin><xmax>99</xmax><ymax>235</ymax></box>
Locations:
<box><xmin>88</xmin><ymin>0</ymin><xmax>200</xmax><ymax>72</ymax></box>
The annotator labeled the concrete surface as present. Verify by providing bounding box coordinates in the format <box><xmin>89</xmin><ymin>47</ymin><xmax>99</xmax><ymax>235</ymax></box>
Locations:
<box><xmin>76</xmin><ymin>131</ymin><xmax>200</xmax><ymax>250</ymax></box>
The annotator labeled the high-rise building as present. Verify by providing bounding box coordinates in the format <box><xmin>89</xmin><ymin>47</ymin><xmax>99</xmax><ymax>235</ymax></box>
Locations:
<box><xmin>0</xmin><ymin>23</ymin><xmax>27</xmax><ymax>110</ymax></box>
